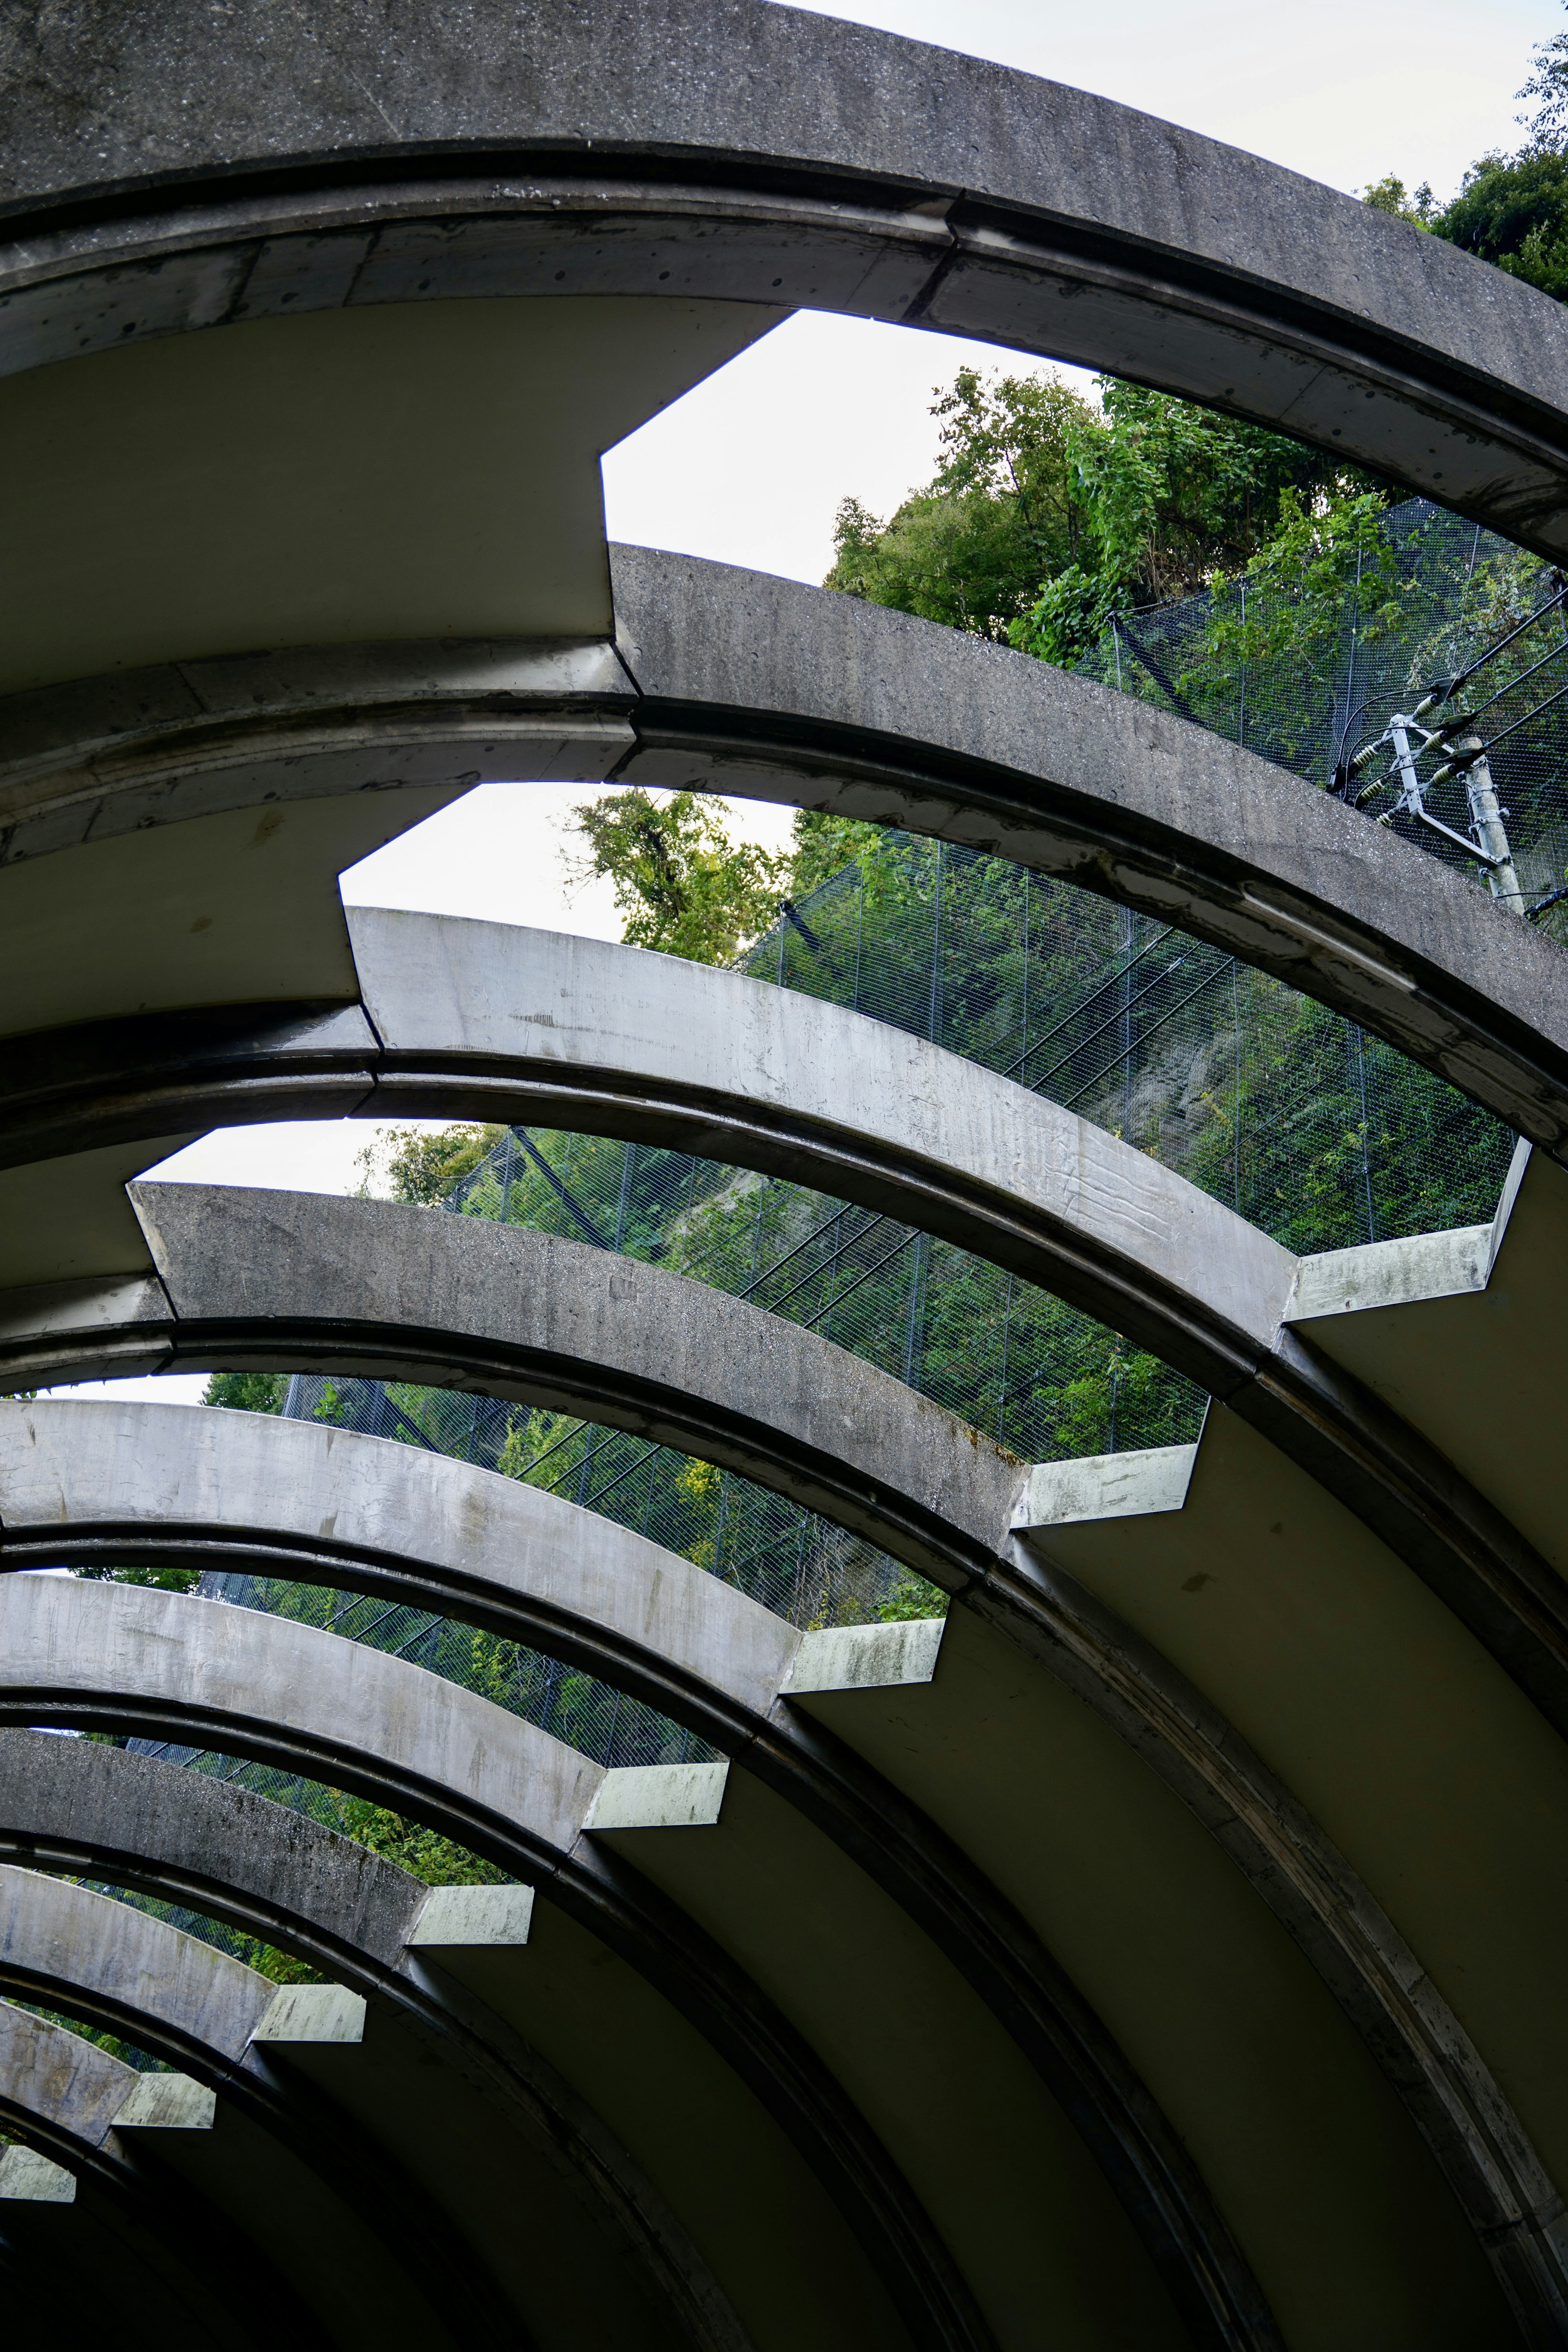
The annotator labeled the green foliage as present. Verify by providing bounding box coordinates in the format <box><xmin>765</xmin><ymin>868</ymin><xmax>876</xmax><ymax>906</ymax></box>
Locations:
<box><xmin>1362</xmin><ymin>173</ymin><xmax>1438</xmax><ymax>226</ymax></box>
<box><xmin>829</xmin><ymin>359</ymin><xmax>1383</xmax><ymax>675</ymax></box>
<box><xmin>327</xmin><ymin>1795</ymin><xmax>509</xmax><ymax>1886</ymax></box>
<box><xmin>356</xmin><ymin>1121</ymin><xmax>505</xmax><ymax>1205</ymax></box>
<box><xmin>787</xmin><ymin>810</ymin><xmax>890</xmax><ymax>900</ymax></box>
<box><xmin>201</xmin><ymin>1370</ymin><xmax>287</xmax><ymax>1414</ymax></box>
<box><xmin>568</xmin><ymin>786</ymin><xmax>787</xmax><ymax>964</ymax></box>
<box><xmin>1011</xmin><ymin>381</ymin><xmax>1383</xmax><ymax>666</ymax></box>
<box><xmin>1434</xmin><ymin>147</ymin><xmax>1568</xmax><ymax>298</ymax></box>
<box><xmin>825</xmin><ymin>368</ymin><xmax>1092</xmax><ymax>639</ymax></box>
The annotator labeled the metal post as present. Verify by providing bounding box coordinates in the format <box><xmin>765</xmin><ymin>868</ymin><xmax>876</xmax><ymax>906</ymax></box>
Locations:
<box><xmin>1454</xmin><ymin>737</ymin><xmax>1524</xmax><ymax>911</ymax></box>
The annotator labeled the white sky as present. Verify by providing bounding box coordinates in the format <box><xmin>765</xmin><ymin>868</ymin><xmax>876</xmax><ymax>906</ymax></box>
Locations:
<box><xmin>57</xmin><ymin>0</ymin><xmax>1560</xmax><ymax>1407</ymax></box>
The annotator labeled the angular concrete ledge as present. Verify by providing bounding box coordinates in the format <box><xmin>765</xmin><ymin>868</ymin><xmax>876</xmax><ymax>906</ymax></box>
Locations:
<box><xmin>0</xmin><ymin>2140</ymin><xmax>75</xmax><ymax>2201</ymax></box>
<box><xmin>0</xmin><ymin>1575</ymin><xmax>992</xmax><ymax>2352</ymax></box>
<box><xmin>6</xmin><ymin>1</ymin><xmax>1568</xmax><ymax>553</ymax></box>
<box><xmin>0</xmin><ymin>1733</ymin><xmax>755</xmax><ymax>2352</ymax></box>
<box><xmin>0</xmin><ymin>2001</ymin><xmax>318</xmax><ymax>2349</ymax></box>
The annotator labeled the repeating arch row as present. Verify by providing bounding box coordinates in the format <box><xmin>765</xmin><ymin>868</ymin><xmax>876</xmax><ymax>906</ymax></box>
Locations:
<box><xmin>0</xmin><ymin>1733</ymin><xmax>755</xmax><ymax>2352</ymax></box>
<box><xmin>3</xmin><ymin>1352</ymin><xmax>1564</xmax><ymax>2334</ymax></box>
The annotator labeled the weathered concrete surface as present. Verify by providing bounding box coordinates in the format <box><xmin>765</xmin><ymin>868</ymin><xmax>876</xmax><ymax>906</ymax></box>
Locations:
<box><xmin>2</xmin><ymin>2</ymin><xmax>1567</xmax><ymax>551</ymax></box>
<box><xmin>0</xmin><ymin>1733</ymin><xmax>757</xmax><ymax>2352</ymax></box>
<box><xmin>349</xmin><ymin>908</ymin><xmax>1296</xmax><ymax>1375</ymax></box>
<box><xmin>0</xmin><ymin>1394</ymin><xmax>805</xmax><ymax>1718</ymax></box>
<box><xmin>0</xmin><ymin>1866</ymin><xmax>276</xmax><ymax>2058</ymax></box>
<box><xmin>0</xmin><ymin>1571</ymin><xmax>720</xmax><ymax>1863</ymax></box>
<box><xmin>0</xmin><ymin>1578</ymin><xmax>990</xmax><ymax>2352</ymax></box>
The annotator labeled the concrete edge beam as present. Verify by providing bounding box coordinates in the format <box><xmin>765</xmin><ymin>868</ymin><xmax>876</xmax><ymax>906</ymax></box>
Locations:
<box><xmin>6</xmin><ymin>0</ymin><xmax>1568</xmax><ymax>553</ymax></box>
<box><xmin>0</xmin><ymin>1200</ymin><xmax>1548</xmax><ymax>2335</ymax></box>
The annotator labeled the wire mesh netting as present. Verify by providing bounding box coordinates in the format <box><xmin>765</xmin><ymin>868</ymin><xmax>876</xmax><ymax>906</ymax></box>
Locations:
<box><xmin>167</xmin><ymin>490</ymin><xmax>1549</xmax><ymax>1805</ymax></box>
<box><xmin>1077</xmin><ymin>494</ymin><xmax>1568</xmax><ymax>930</ymax></box>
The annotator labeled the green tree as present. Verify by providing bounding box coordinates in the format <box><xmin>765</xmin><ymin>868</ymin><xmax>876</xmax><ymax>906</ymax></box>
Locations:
<box><xmin>1362</xmin><ymin>173</ymin><xmax>1439</xmax><ymax>226</ymax></box>
<box><xmin>202</xmin><ymin>1370</ymin><xmax>288</xmax><ymax>1414</ymax></box>
<box><xmin>1434</xmin><ymin>148</ymin><xmax>1568</xmax><ymax>298</ymax></box>
<box><xmin>567</xmin><ymin>787</ymin><xmax>787</xmax><ymax>964</ymax></box>
<box><xmin>825</xmin><ymin>367</ymin><xmax>1092</xmax><ymax>639</ymax></box>
<box><xmin>355</xmin><ymin>1120</ymin><xmax>505</xmax><ymax>1205</ymax></box>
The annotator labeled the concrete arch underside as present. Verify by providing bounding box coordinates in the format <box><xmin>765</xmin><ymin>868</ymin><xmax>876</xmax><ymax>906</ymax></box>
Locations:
<box><xmin>0</xmin><ymin>1733</ymin><xmax>756</xmax><ymax>2352</ymax></box>
<box><xmin>7</xmin><ymin>556</ymin><xmax>1568</xmax><ymax>1169</ymax></box>
<box><xmin>0</xmin><ymin>1864</ymin><xmax>749</xmax><ymax>2352</ymax></box>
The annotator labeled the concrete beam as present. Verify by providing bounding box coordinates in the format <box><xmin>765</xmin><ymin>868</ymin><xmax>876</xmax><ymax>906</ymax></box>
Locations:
<box><xmin>0</xmin><ymin>1395</ymin><xmax>1275</xmax><ymax>2351</ymax></box>
<box><xmin>1</xmin><ymin>1193</ymin><xmax>1555</xmax><ymax>2334</ymax></box>
<box><xmin>0</xmin><ymin>1733</ymin><xmax>757</xmax><ymax>2352</ymax></box>
<box><xmin>0</xmin><ymin>2000</ymin><xmax>326</xmax><ymax>2349</ymax></box>
<box><xmin>0</xmin><ymin>887</ymin><xmax>1554</xmax><ymax>1746</ymax></box>
<box><xmin>0</xmin><ymin>1574</ymin><xmax>993</xmax><ymax>2352</ymax></box>
<box><xmin>7</xmin><ymin>571</ymin><xmax>1568</xmax><ymax>1171</ymax></box>
<box><xmin>5</xmin><ymin>2</ymin><xmax>1568</xmax><ymax>554</ymax></box>
<box><xmin>12</xmin><ymin>1166</ymin><xmax>1555</xmax><ymax>1798</ymax></box>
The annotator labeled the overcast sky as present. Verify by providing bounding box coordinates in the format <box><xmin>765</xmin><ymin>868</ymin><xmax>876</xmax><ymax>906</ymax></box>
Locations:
<box><xmin>71</xmin><ymin>0</ymin><xmax>1560</xmax><ymax>1405</ymax></box>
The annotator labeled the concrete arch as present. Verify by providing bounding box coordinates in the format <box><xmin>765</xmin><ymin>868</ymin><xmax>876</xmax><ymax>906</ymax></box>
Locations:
<box><xmin>0</xmin><ymin>1396</ymin><xmax>1281</xmax><ymax>2352</ymax></box>
<box><xmin>3</xmin><ymin>1187</ymin><xmax>1563</xmax><ymax>2334</ymax></box>
<box><xmin>0</xmin><ymin>1732</ymin><xmax>756</xmax><ymax>2352</ymax></box>
<box><xmin>0</xmin><ymin>1868</ymin><xmax>548</xmax><ymax>2352</ymax></box>
<box><xmin>6</xmin><ymin>558</ymin><xmax>1568</xmax><ymax>1167</ymax></box>
<box><xmin>4</xmin><ymin>1</ymin><xmax>1568</xmax><ymax>557</ymax></box>
<box><xmin>0</xmin><ymin>2000</ymin><xmax>332</xmax><ymax>2351</ymax></box>
<box><xmin>8</xmin><ymin>922</ymin><xmax>1557</xmax><ymax>1777</ymax></box>
<box><xmin>0</xmin><ymin>1571</ymin><xmax>1030</xmax><ymax>2352</ymax></box>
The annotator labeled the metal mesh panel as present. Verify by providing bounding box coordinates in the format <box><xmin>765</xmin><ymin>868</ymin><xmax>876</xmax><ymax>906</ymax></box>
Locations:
<box><xmin>1076</xmin><ymin>494</ymin><xmax>1568</xmax><ymax>933</ymax></box>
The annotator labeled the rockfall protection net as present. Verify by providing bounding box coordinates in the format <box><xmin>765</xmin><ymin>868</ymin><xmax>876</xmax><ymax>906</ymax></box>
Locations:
<box><xmin>172</xmin><ymin>492</ymin><xmax>1549</xmax><ymax>1793</ymax></box>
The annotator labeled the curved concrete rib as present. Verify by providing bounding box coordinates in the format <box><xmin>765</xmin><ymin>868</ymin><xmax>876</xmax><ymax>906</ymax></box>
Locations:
<box><xmin>2</xmin><ymin>1193</ymin><xmax>1561</xmax><ymax>2333</ymax></box>
<box><xmin>0</xmin><ymin>1867</ymin><xmax>534</xmax><ymax>2352</ymax></box>
<box><xmin>0</xmin><ymin>2001</ymin><xmax>327</xmax><ymax>2351</ymax></box>
<box><xmin>12</xmin><ymin>955</ymin><xmax>1560</xmax><ymax>1764</ymax></box>
<box><xmin>7</xmin><ymin>567</ymin><xmax>1568</xmax><ymax>1169</ymax></box>
<box><xmin>0</xmin><ymin>1575</ymin><xmax>993</xmax><ymax>2352</ymax></box>
<box><xmin>7</xmin><ymin>1</ymin><xmax>1568</xmax><ymax>552</ymax></box>
<box><xmin>0</xmin><ymin>1734</ymin><xmax>755</xmax><ymax>2352</ymax></box>
<box><xmin>0</xmin><ymin>1399</ymin><xmax>1276</xmax><ymax>2352</ymax></box>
